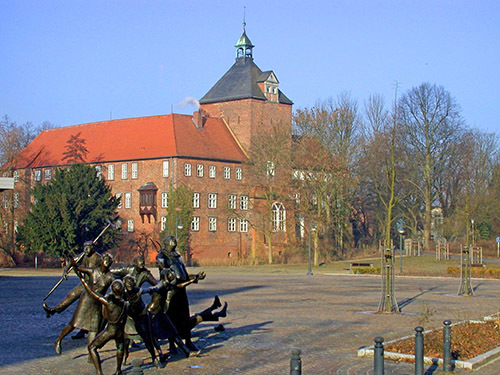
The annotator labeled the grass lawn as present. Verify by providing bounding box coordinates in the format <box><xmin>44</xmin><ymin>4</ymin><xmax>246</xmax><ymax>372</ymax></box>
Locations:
<box><xmin>3</xmin><ymin>253</ymin><xmax>498</xmax><ymax>278</ymax></box>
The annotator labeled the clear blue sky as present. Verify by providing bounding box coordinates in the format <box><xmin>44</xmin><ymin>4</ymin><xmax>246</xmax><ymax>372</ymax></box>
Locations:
<box><xmin>1</xmin><ymin>1</ymin><xmax>499</xmax><ymax>136</ymax></box>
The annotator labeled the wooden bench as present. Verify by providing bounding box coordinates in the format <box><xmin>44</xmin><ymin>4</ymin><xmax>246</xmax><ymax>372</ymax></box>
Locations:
<box><xmin>471</xmin><ymin>263</ymin><xmax>485</xmax><ymax>268</ymax></box>
<box><xmin>349</xmin><ymin>262</ymin><xmax>374</xmax><ymax>274</ymax></box>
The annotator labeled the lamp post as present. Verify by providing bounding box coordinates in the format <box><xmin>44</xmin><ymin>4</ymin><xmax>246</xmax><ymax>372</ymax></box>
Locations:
<box><xmin>175</xmin><ymin>215</ymin><xmax>183</xmax><ymax>240</ymax></box>
<box><xmin>307</xmin><ymin>220</ymin><xmax>313</xmax><ymax>275</ymax></box>
<box><xmin>471</xmin><ymin>219</ymin><xmax>475</xmax><ymax>246</ymax></box>
<box><xmin>398</xmin><ymin>229</ymin><xmax>405</xmax><ymax>273</ymax></box>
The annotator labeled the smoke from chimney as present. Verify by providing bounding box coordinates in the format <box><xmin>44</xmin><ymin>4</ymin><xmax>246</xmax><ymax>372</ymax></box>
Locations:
<box><xmin>179</xmin><ymin>96</ymin><xmax>200</xmax><ymax>110</ymax></box>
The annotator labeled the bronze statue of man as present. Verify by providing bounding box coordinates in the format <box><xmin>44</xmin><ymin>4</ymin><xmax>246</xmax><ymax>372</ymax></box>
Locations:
<box><xmin>188</xmin><ymin>295</ymin><xmax>228</xmax><ymax>331</ymax></box>
<box><xmin>43</xmin><ymin>241</ymin><xmax>102</xmax><ymax>317</ymax></box>
<box><xmin>53</xmin><ymin>253</ymin><xmax>115</xmax><ymax>355</ymax></box>
<box><xmin>111</xmin><ymin>255</ymin><xmax>157</xmax><ymax>288</ymax></box>
<box><xmin>121</xmin><ymin>275</ymin><xmax>168</xmax><ymax>367</ymax></box>
<box><xmin>156</xmin><ymin>235</ymin><xmax>205</xmax><ymax>352</ymax></box>
<box><xmin>78</xmin><ymin>275</ymin><xmax>128</xmax><ymax>375</ymax></box>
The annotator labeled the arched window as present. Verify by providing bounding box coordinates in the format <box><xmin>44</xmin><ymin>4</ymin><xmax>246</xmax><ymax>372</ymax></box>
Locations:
<box><xmin>272</xmin><ymin>202</ymin><xmax>286</xmax><ymax>232</ymax></box>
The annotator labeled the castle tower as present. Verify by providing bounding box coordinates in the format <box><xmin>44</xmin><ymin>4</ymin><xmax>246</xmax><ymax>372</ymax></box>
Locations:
<box><xmin>199</xmin><ymin>25</ymin><xmax>293</xmax><ymax>153</ymax></box>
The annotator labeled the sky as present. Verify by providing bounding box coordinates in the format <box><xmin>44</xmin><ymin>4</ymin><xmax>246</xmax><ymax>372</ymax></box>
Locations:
<box><xmin>1</xmin><ymin>1</ymin><xmax>499</xmax><ymax>136</ymax></box>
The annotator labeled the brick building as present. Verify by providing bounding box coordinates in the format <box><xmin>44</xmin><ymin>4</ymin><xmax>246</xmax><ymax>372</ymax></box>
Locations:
<box><xmin>2</xmin><ymin>27</ymin><xmax>295</xmax><ymax>265</ymax></box>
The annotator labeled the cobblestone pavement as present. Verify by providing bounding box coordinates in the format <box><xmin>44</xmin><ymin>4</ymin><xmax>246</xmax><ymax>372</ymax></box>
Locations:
<box><xmin>0</xmin><ymin>272</ymin><xmax>499</xmax><ymax>374</ymax></box>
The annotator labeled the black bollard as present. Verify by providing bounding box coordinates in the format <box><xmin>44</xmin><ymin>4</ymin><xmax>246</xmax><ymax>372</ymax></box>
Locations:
<box><xmin>374</xmin><ymin>336</ymin><xmax>384</xmax><ymax>375</ymax></box>
<box><xmin>130</xmin><ymin>358</ymin><xmax>144</xmax><ymax>375</ymax></box>
<box><xmin>443</xmin><ymin>320</ymin><xmax>452</xmax><ymax>372</ymax></box>
<box><xmin>415</xmin><ymin>326</ymin><xmax>424</xmax><ymax>375</ymax></box>
<box><xmin>290</xmin><ymin>348</ymin><xmax>302</xmax><ymax>375</ymax></box>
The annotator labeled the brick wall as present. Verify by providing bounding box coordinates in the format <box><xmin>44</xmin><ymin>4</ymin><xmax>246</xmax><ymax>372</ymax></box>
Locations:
<box><xmin>201</xmin><ymin>98</ymin><xmax>292</xmax><ymax>154</ymax></box>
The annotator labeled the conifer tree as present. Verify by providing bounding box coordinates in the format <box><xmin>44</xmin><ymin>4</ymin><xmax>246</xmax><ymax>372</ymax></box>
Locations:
<box><xmin>160</xmin><ymin>184</ymin><xmax>193</xmax><ymax>263</ymax></box>
<box><xmin>16</xmin><ymin>163</ymin><xmax>120</xmax><ymax>257</ymax></box>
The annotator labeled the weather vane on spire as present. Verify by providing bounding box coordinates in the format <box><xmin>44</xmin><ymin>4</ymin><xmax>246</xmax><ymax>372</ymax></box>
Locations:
<box><xmin>243</xmin><ymin>6</ymin><xmax>246</xmax><ymax>30</ymax></box>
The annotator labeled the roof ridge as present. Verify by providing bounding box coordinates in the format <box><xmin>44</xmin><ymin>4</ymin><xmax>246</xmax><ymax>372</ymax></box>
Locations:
<box><xmin>45</xmin><ymin>114</ymin><xmax>176</xmax><ymax>131</ymax></box>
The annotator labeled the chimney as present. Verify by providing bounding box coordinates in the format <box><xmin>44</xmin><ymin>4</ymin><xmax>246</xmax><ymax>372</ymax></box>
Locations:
<box><xmin>192</xmin><ymin>109</ymin><xmax>207</xmax><ymax>129</ymax></box>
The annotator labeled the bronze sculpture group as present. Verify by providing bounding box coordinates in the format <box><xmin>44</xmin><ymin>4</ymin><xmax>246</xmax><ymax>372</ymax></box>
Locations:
<box><xmin>42</xmin><ymin>235</ymin><xmax>228</xmax><ymax>375</ymax></box>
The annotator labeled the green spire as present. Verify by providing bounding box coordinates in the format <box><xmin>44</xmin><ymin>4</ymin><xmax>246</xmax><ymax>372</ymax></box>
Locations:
<box><xmin>235</xmin><ymin>22</ymin><xmax>254</xmax><ymax>59</ymax></box>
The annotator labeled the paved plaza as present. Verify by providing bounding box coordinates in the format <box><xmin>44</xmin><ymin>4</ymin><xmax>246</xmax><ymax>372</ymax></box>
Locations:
<box><xmin>0</xmin><ymin>270</ymin><xmax>499</xmax><ymax>374</ymax></box>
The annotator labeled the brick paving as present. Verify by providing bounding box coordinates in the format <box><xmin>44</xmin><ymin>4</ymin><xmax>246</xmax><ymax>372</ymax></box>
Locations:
<box><xmin>0</xmin><ymin>271</ymin><xmax>499</xmax><ymax>374</ymax></box>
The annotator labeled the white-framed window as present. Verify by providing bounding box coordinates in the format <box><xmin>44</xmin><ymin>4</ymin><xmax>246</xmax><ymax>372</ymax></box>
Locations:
<box><xmin>127</xmin><ymin>219</ymin><xmax>134</xmax><ymax>232</ymax></box>
<box><xmin>239</xmin><ymin>218</ymin><xmax>248</xmax><ymax>232</ymax></box>
<box><xmin>209</xmin><ymin>165</ymin><xmax>216</xmax><ymax>178</ymax></box>
<box><xmin>191</xmin><ymin>216</ymin><xmax>200</xmax><ymax>231</ymax></box>
<box><xmin>208</xmin><ymin>217</ymin><xmax>217</xmax><ymax>232</ymax></box>
<box><xmin>293</xmin><ymin>193</ymin><xmax>301</xmax><ymax>206</ymax></box>
<box><xmin>193</xmin><ymin>192</ymin><xmax>200</xmax><ymax>208</ymax></box>
<box><xmin>108</xmin><ymin>164</ymin><xmax>115</xmax><ymax>180</ymax></box>
<box><xmin>121</xmin><ymin>163</ymin><xmax>128</xmax><ymax>179</ymax></box>
<box><xmin>228</xmin><ymin>217</ymin><xmax>237</xmax><ymax>232</ymax></box>
<box><xmin>240</xmin><ymin>195</ymin><xmax>249</xmax><ymax>210</ymax></box>
<box><xmin>124</xmin><ymin>192</ymin><xmax>131</xmax><ymax>209</ymax></box>
<box><xmin>116</xmin><ymin>193</ymin><xmax>122</xmax><ymax>209</ymax></box>
<box><xmin>236</xmin><ymin>167</ymin><xmax>242</xmax><ymax>180</ymax></box>
<box><xmin>224</xmin><ymin>166</ymin><xmax>231</xmax><ymax>179</ymax></box>
<box><xmin>266</xmin><ymin>160</ymin><xmax>275</xmax><ymax>177</ymax></box>
<box><xmin>116</xmin><ymin>219</ymin><xmax>122</xmax><ymax>230</ymax></box>
<box><xmin>13</xmin><ymin>192</ymin><xmax>19</xmax><ymax>209</ymax></box>
<box><xmin>311</xmin><ymin>194</ymin><xmax>318</xmax><ymax>206</ymax></box>
<box><xmin>162</xmin><ymin>160</ymin><xmax>169</xmax><ymax>177</ymax></box>
<box><xmin>13</xmin><ymin>170</ymin><xmax>19</xmax><ymax>182</ymax></box>
<box><xmin>34</xmin><ymin>169</ymin><xmax>41</xmax><ymax>182</ymax></box>
<box><xmin>95</xmin><ymin>165</ymin><xmax>102</xmax><ymax>179</ymax></box>
<box><xmin>293</xmin><ymin>170</ymin><xmax>306</xmax><ymax>180</ymax></box>
<box><xmin>197</xmin><ymin>164</ymin><xmax>204</xmax><ymax>177</ymax></box>
<box><xmin>45</xmin><ymin>169</ymin><xmax>52</xmax><ymax>180</ymax></box>
<box><xmin>184</xmin><ymin>163</ymin><xmax>192</xmax><ymax>176</ymax></box>
<box><xmin>161</xmin><ymin>192</ymin><xmax>169</xmax><ymax>208</ymax></box>
<box><xmin>2</xmin><ymin>194</ymin><xmax>8</xmax><ymax>209</ymax></box>
<box><xmin>272</xmin><ymin>202</ymin><xmax>286</xmax><ymax>232</ymax></box>
<box><xmin>161</xmin><ymin>216</ymin><xmax>167</xmax><ymax>231</ymax></box>
<box><xmin>208</xmin><ymin>193</ymin><xmax>217</xmax><ymax>209</ymax></box>
<box><xmin>131</xmin><ymin>162</ymin><xmax>138</xmax><ymax>179</ymax></box>
<box><xmin>228</xmin><ymin>194</ymin><xmax>237</xmax><ymax>209</ymax></box>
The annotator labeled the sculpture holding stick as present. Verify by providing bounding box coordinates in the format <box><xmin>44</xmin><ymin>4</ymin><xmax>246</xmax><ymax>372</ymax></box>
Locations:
<box><xmin>43</xmin><ymin>220</ymin><xmax>114</xmax><ymax>301</ymax></box>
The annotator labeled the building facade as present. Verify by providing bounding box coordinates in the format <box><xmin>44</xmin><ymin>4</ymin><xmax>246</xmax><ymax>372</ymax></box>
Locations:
<box><xmin>2</xmin><ymin>28</ymin><xmax>295</xmax><ymax>265</ymax></box>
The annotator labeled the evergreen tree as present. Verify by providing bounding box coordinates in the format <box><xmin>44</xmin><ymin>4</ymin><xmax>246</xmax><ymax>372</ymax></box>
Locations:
<box><xmin>160</xmin><ymin>184</ymin><xmax>193</xmax><ymax>262</ymax></box>
<box><xmin>17</xmin><ymin>164</ymin><xmax>120</xmax><ymax>257</ymax></box>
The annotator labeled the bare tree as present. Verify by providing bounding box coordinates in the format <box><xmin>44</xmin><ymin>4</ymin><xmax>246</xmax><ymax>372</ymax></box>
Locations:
<box><xmin>0</xmin><ymin>116</ymin><xmax>55</xmax><ymax>265</ymax></box>
<box><xmin>292</xmin><ymin>93</ymin><xmax>361</xmax><ymax>260</ymax></box>
<box><xmin>438</xmin><ymin>130</ymin><xmax>499</xmax><ymax>242</ymax></box>
<box><xmin>359</xmin><ymin>94</ymin><xmax>399</xmax><ymax>247</ymax></box>
<box><xmin>399</xmin><ymin>83</ymin><xmax>463</xmax><ymax>251</ymax></box>
<box><xmin>245</xmin><ymin>121</ymin><xmax>292</xmax><ymax>264</ymax></box>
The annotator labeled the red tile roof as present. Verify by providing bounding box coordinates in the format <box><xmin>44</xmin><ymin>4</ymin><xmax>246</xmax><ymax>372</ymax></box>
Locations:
<box><xmin>14</xmin><ymin>114</ymin><xmax>248</xmax><ymax>168</ymax></box>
